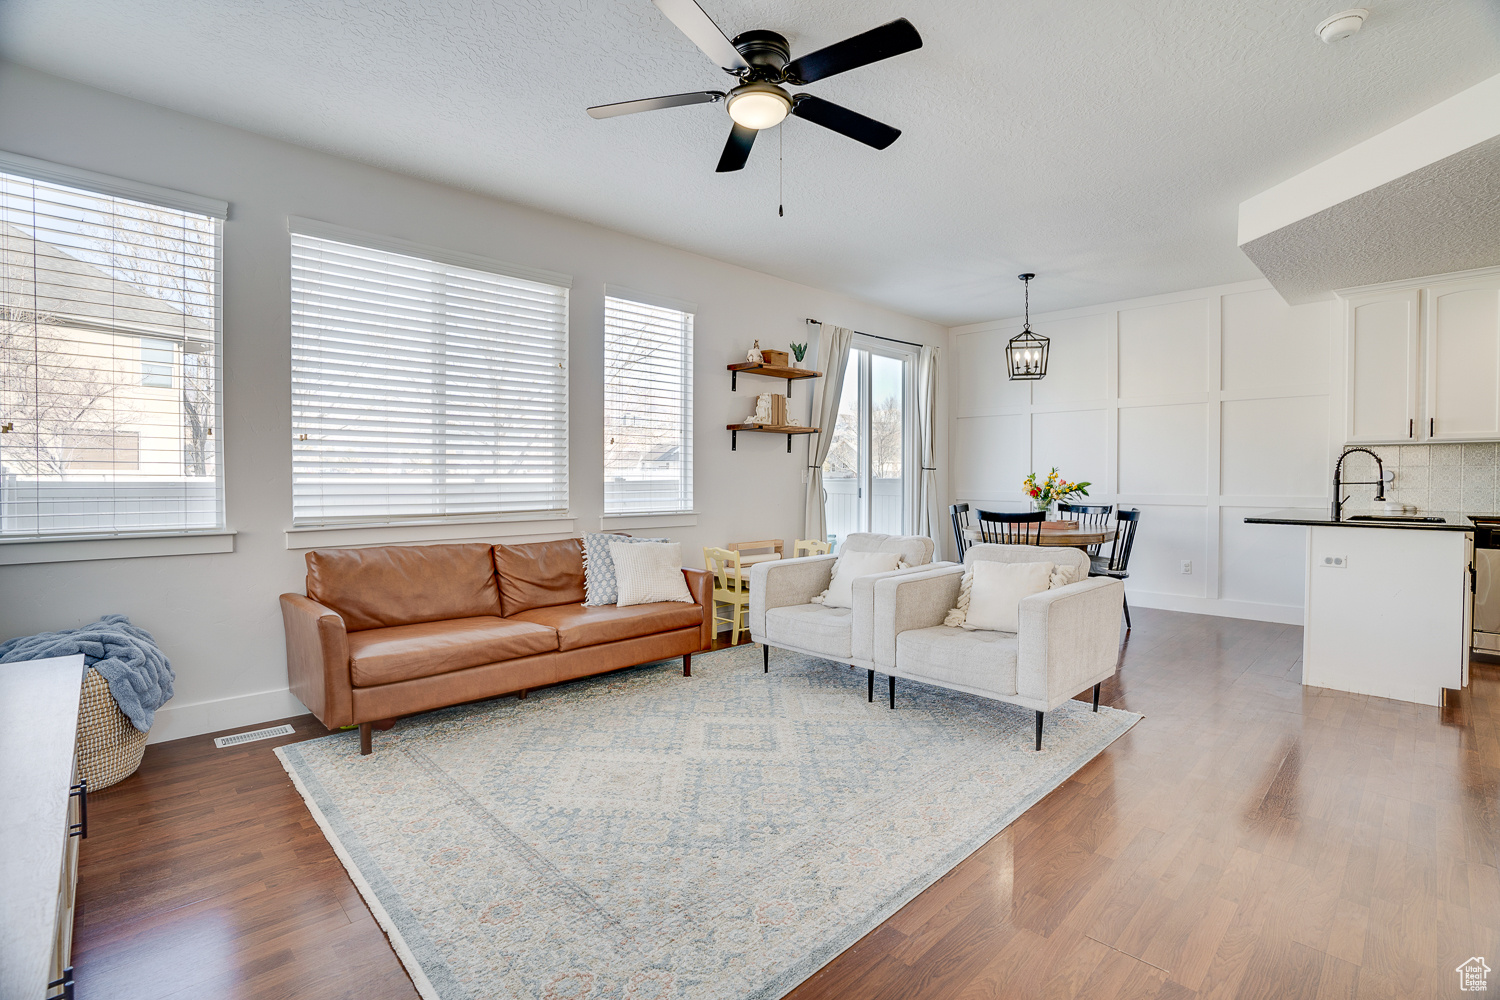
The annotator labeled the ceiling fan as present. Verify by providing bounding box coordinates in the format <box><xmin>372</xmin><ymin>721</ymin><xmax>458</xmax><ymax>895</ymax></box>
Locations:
<box><xmin>587</xmin><ymin>0</ymin><xmax>922</xmax><ymax>172</ymax></box>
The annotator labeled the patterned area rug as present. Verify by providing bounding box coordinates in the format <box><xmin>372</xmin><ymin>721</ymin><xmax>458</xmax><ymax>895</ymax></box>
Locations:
<box><xmin>277</xmin><ymin>644</ymin><xmax>1140</xmax><ymax>1000</ymax></box>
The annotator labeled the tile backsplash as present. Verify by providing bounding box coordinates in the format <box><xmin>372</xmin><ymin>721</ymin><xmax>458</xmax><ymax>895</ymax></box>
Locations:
<box><xmin>1342</xmin><ymin>443</ymin><xmax>1500</xmax><ymax>515</ymax></box>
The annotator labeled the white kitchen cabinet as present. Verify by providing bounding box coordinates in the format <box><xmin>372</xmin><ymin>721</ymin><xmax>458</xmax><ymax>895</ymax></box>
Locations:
<box><xmin>1303</xmin><ymin>525</ymin><xmax>1471</xmax><ymax>706</ymax></box>
<box><xmin>1426</xmin><ymin>275</ymin><xmax>1500</xmax><ymax>441</ymax></box>
<box><xmin>1344</xmin><ymin>288</ymin><xmax>1420</xmax><ymax>443</ymax></box>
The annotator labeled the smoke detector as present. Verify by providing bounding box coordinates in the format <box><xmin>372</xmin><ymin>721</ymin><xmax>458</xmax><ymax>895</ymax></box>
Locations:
<box><xmin>1316</xmin><ymin>8</ymin><xmax>1369</xmax><ymax>43</ymax></box>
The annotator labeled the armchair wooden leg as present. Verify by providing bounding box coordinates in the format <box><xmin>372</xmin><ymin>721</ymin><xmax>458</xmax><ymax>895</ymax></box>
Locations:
<box><xmin>683</xmin><ymin>653</ymin><xmax>692</xmax><ymax>677</ymax></box>
<box><xmin>1092</xmin><ymin>683</ymin><xmax>1101</xmax><ymax>712</ymax></box>
<box><xmin>1123</xmin><ymin>593</ymin><xmax>1132</xmax><ymax>632</ymax></box>
<box><xmin>763</xmin><ymin>644</ymin><xmax>770</xmax><ymax>673</ymax></box>
<box><xmin>889</xmin><ymin>674</ymin><xmax>896</xmax><ymax>710</ymax></box>
<box><xmin>359</xmin><ymin>722</ymin><xmax>372</xmax><ymax>756</ymax></box>
<box><xmin>868</xmin><ymin>669</ymin><xmax>874</xmax><ymax>703</ymax></box>
<box><xmin>1035</xmin><ymin>711</ymin><xmax>1044</xmax><ymax>751</ymax></box>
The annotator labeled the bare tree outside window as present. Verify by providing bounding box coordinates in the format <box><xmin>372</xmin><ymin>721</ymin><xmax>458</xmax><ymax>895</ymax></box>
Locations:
<box><xmin>0</xmin><ymin>310</ymin><xmax>129</xmax><ymax>477</ymax></box>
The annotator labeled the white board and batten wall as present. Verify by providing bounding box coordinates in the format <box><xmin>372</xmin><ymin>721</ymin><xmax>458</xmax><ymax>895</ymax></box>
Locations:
<box><xmin>949</xmin><ymin>279</ymin><xmax>1339</xmax><ymax>625</ymax></box>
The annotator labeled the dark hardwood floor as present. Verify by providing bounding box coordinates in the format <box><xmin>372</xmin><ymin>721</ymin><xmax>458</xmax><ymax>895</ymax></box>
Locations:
<box><xmin>73</xmin><ymin>609</ymin><xmax>1499</xmax><ymax>999</ymax></box>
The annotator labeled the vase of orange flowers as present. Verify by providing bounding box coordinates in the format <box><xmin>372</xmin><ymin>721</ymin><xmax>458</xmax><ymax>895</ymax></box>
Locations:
<box><xmin>1022</xmin><ymin>468</ymin><xmax>1091</xmax><ymax>517</ymax></box>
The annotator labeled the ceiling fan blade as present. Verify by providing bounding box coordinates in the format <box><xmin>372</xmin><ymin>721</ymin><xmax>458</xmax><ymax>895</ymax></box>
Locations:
<box><xmin>790</xmin><ymin>95</ymin><xmax>901</xmax><ymax>150</ymax></box>
<box><xmin>588</xmin><ymin>91</ymin><xmax>725</xmax><ymax>119</ymax></box>
<box><xmin>652</xmin><ymin>0</ymin><xmax>749</xmax><ymax>72</ymax></box>
<box><xmin>716</xmin><ymin>123</ymin><xmax>757</xmax><ymax>172</ymax></box>
<box><xmin>783</xmin><ymin>18</ymin><xmax>922</xmax><ymax>85</ymax></box>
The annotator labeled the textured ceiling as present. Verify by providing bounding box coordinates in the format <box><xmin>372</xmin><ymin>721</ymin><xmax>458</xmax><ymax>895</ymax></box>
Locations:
<box><xmin>1242</xmin><ymin>134</ymin><xmax>1500</xmax><ymax>301</ymax></box>
<box><xmin>1</xmin><ymin>0</ymin><xmax>1497</xmax><ymax>325</ymax></box>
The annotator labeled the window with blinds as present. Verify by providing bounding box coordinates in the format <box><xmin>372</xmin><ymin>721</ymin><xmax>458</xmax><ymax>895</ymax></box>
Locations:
<box><xmin>604</xmin><ymin>295</ymin><xmax>693</xmax><ymax>514</ymax></box>
<box><xmin>0</xmin><ymin>166</ymin><xmax>223</xmax><ymax>540</ymax></box>
<box><xmin>290</xmin><ymin>231</ymin><xmax>570</xmax><ymax>526</ymax></box>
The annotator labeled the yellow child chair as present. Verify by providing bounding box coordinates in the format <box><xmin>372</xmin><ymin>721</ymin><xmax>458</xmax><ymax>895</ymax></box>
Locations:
<box><xmin>794</xmin><ymin>538</ymin><xmax>831</xmax><ymax>558</ymax></box>
<box><xmin>703</xmin><ymin>547</ymin><xmax>752</xmax><ymax>646</ymax></box>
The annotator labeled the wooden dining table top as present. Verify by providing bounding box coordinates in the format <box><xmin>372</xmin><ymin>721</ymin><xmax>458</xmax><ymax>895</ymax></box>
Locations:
<box><xmin>962</xmin><ymin>523</ymin><xmax>1117</xmax><ymax>548</ymax></box>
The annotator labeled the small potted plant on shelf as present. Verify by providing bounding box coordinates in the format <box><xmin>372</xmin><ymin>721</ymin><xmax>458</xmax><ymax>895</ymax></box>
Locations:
<box><xmin>790</xmin><ymin>342</ymin><xmax>808</xmax><ymax>368</ymax></box>
<box><xmin>1023</xmin><ymin>468</ymin><xmax>1091</xmax><ymax>521</ymax></box>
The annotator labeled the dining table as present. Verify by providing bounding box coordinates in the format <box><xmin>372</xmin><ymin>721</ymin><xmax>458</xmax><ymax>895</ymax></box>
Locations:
<box><xmin>963</xmin><ymin>523</ymin><xmax>1117</xmax><ymax>549</ymax></box>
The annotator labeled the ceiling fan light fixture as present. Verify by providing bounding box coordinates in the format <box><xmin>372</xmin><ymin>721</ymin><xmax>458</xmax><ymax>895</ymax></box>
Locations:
<box><xmin>726</xmin><ymin>83</ymin><xmax>792</xmax><ymax>130</ymax></box>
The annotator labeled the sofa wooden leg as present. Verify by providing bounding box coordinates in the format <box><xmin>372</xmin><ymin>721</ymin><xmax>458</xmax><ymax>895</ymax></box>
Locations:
<box><xmin>889</xmin><ymin>675</ymin><xmax>896</xmax><ymax>710</ymax></box>
<box><xmin>763</xmin><ymin>644</ymin><xmax>769</xmax><ymax>673</ymax></box>
<box><xmin>683</xmin><ymin>653</ymin><xmax>692</xmax><ymax>677</ymax></box>
<box><xmin>1034</xmin><ymin>711</ymin><xmax>1044</xmax><ymax>751</ymax></box>
<box><xmin>1092</xmin><ymin>683</ymin><xmax>1101</xmax><ymax>712</ymax></box>
<box><xmin>518</xmin><ymin>689</ymin><xmax>527</xmax><ymax>700</ymax></box>
<box><xmin>868</xmin><ymin>669</ymin><xmax>874</xmax><ymax>703</ymax></box>
<box><xmin>359</xmin><ymin>722</ymin><xmax>372</xmax><ymax>756</ymax></box>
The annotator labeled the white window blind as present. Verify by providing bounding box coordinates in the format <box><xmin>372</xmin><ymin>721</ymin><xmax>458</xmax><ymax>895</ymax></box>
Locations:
<box><xmin>0</xmin><ymin>168</ymin><xmax>222</xmax><ymax>540</ymax></box>
<box><xmin>604</xmin><ymin>295</ymin><xmax>693</xmax><ymax>514</ymax></box>
<box><xmin>290</xmin><ymin>232</ymin><xmax>569</xmax><ymax>526</ymax></box>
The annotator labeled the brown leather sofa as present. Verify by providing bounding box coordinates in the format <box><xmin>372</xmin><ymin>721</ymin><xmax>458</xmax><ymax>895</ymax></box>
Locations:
<box><xmin>280</xmin><ymin>538</ymin><xmax>712</xmax><ymax>753</ymax></box>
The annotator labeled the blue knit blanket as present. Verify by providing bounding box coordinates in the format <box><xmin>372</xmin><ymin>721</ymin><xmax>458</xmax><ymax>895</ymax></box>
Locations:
<box><xmin>0</xmin><ymin>614</ymin><xmax>174</xmax><ymax>732</ymax></box>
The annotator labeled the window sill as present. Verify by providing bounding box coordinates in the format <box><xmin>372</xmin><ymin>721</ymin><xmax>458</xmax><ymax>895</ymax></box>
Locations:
<box><xmin>0</xmin><ymin>530</ymin><xmax>236</xmax><ymax>566</ymax></box>
<box><xmin>285</xmin><ymin>514</ymin><xmax>576</xmax><ymax>550</ymax></box>
<box><xmin>598</xmin><ymin>511</ymin><xmax>699</xmax><ymax>531</ymax></box>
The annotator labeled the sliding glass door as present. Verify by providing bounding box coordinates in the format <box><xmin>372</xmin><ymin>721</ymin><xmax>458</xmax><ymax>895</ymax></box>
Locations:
<box><xmin>823</xmin><ymin>339</ymin><xmax>913</xmax><ymax>546</ymax></box>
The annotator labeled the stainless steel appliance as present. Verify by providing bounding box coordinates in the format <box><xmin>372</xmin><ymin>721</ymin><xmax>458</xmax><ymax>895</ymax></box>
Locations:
<box><xmin>1471</xmin><ymin>516</ymin><xmax>1500</xmax><ymax>653</ymax></box>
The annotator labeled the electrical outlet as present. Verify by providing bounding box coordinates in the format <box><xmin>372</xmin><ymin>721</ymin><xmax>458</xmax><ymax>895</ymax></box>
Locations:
<box><xmin>1321</xmin><ymin>554</ymin><xmax>1347</xmax><ymax>568</ymax></box>
<box><xmin>1181</xmin><ymin>560</ymin><xmax>1192</xmax><ymax>575</ymax></box>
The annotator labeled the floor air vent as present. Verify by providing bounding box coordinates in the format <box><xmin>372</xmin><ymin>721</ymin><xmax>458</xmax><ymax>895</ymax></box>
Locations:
<box><xmin>214</xmin><ymin>724</ymin><xmax>295</xmax><ymax>748</ymax></box>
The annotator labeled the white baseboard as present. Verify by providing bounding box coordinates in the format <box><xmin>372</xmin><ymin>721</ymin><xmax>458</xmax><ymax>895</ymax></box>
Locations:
<box><xmin>1128</xmin><ymin>590</ymin><xmax>1304</xmax><ymax>626</ymax></box>
<box><xmin>147</xmin><ymin>686</ymin><xmax>310</xmax><ymax>745</ymax></box>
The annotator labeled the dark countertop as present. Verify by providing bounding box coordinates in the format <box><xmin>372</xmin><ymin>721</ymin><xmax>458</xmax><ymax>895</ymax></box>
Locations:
<box><xmin>1244</xmin><ymin>509</ymin><xmax>1498</xmax><ymax>531</ymax></box>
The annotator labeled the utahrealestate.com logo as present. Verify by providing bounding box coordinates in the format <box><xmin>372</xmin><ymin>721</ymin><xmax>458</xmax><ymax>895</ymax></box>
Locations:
<box><xmin>1459</xmin><ymin>957</ymin><xmax>1491</xmax><ymax>991</ymax></box>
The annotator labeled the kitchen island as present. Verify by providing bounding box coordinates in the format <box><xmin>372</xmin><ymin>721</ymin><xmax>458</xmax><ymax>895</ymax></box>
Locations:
<box><xmin>1245</xmin><ymin>510</ymin><xmax>1474</xmax><ymax>706</ymax></box>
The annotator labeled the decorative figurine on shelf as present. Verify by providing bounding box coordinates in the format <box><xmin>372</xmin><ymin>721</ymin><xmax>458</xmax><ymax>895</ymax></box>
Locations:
<box><xmin>746</xmin><ymin>339</ymin><xmax>763</xmax><ymax>364</ymax></box>
<box><xmin>790</xmin><ymin>342</ymin><xmax>808</xmax><ymax>368</ymax></box>
<box><xmin>742</xmin><ymin>392</ymin><xmax>774</xmax><ymax>425</ymax></box>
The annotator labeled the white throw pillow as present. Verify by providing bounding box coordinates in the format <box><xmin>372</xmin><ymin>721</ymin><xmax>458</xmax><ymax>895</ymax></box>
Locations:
<box><xmin>943</xmin><ymin>559</ymin><xmax>1082</xmax><ymax>628</ymax></box>
<box><xmin>816</xmin><ymin>550</ymin><xmax>903</xmax><ymax>609</ymax></box>
<box><xmin>609</xmin><ymin>541</ymin><xmax>694</xmax><ymax>606</ymax></box>
<box><xmin>956</xmin><ymin>561</ymin><xmax>1053</xmax><ymax>633</ymax></box>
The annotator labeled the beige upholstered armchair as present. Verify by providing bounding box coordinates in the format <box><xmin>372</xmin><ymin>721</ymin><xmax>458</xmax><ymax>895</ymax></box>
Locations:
<box><xmin>871</xmin><ymin>544</ymin><xmax>1123</xmax><ymax>749</ymax></box>
<box><xmin>748</xmin><ymin>533</ymin><xmax>940</xmax><ymax>684</ymax></box>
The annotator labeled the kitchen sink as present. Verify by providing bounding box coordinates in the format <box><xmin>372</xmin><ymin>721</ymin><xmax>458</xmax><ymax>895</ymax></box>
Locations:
<box><xmin>1345</xmin><ymin>514</ymin><xmax>1447</xmax><ymax>523</ymax></box>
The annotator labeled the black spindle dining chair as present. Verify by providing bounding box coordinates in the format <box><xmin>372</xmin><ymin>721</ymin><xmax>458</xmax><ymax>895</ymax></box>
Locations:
<box><xmin>1089</xmin><ymin>508</ymin><xmax>1141</xmax><ymax>630</ymax></box>
<box><xmin>1057</xmin><ymin>502</ymin><xmax>1113</xmax><ymax>556</ymax></box>
<box><xmin>976</xmin><ymin>509</ymin><xmax>1047</xmax><ymax>545</ymax></box>
<box><xmin>949</xmin><ymin>503</ymin><xmax>972</xmax><ymax>559</ymax></box>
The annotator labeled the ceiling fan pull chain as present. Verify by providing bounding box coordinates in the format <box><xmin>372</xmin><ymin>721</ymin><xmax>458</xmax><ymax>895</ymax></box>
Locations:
<box><xmin>778</xmin><ymin>125</ymin><xmax>784</xmax><ymax>218</ymax></box>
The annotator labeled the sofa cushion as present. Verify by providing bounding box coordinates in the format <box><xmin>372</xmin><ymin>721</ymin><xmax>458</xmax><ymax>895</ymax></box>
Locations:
<box><xmin>493</xmin><ymin>538</ymin><xmax>586</xmax><ymax>617</ymax></box>
<box><xmin>764</xmin><ymin>604</ymin><xmax>853</xmax><ymax>659</ymax></box>
<box><xmin>307</xmin><ymin>543</ymin><xmax>502</xmax><ymax>632</ymax></box>
<box><xmin>508</xmin><ymin>601</ymin><xmax>704</xmax><ymax>652</ymax></box>
<box><xmin>897</xmin><ymin>625</ymin><xmax>1018</xmax><ymax>697</ymax></box>
<box><xmin>347</xmin><ymin>616</ymin><xmax>558</xmax><ymax>687</ymax></box>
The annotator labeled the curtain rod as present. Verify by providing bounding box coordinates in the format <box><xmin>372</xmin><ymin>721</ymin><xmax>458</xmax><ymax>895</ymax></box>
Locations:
<box><xmin>804</xmin><ymin>317</ymin><xmax>925</xmax><ymax>350</ymax></box>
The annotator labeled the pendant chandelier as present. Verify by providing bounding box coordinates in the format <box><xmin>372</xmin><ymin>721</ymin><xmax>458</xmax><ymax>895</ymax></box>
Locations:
<box><xmin>1006</xmin><ymin>272</ymin><xmax>1049</xmax><ymax>381</ymax></box>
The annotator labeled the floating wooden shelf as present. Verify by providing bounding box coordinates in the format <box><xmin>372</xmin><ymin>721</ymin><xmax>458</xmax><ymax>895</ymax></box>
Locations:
<box><xmin>726</xmin><ymin>423</ymin><xmax>820</xmax><ymax>452</ymax></box>
<box><xmin>727</xmin><ymin>362</ymin><xmax>822</xmax><ymax>396</ymax></box>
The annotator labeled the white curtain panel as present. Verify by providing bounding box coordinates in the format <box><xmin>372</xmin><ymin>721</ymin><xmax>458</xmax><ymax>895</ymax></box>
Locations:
<box><xmin>917</xmin><ymin>345</ymin><xmax>943</xmax><ymax>554</ymax></box>
<box><xmin>804</xmin><ymin>323</ymin><xmax>855</xmax><ymax>543</ymax></box>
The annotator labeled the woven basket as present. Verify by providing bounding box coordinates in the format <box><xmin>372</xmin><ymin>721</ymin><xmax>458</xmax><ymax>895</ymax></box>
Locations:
<box><xmin>75</xmin><ymin>667</ymin><xmax>148</xmax><ymax>790</ymax></box>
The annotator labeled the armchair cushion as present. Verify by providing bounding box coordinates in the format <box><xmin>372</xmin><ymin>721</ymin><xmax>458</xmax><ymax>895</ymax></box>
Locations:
<box><xmin>897</xmin><ymin>626</ymin><xmax>1018</xmax><ymax>697</ymax></box>
<box><xmin>748</xmin><ymin>555</ymin><xmax>837</xmax><ymax>638</ymax></box>
<box><xmin>763</xmin><ymin>604</ymin><xmax>853</xmax><ymax>659</ymax></box>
